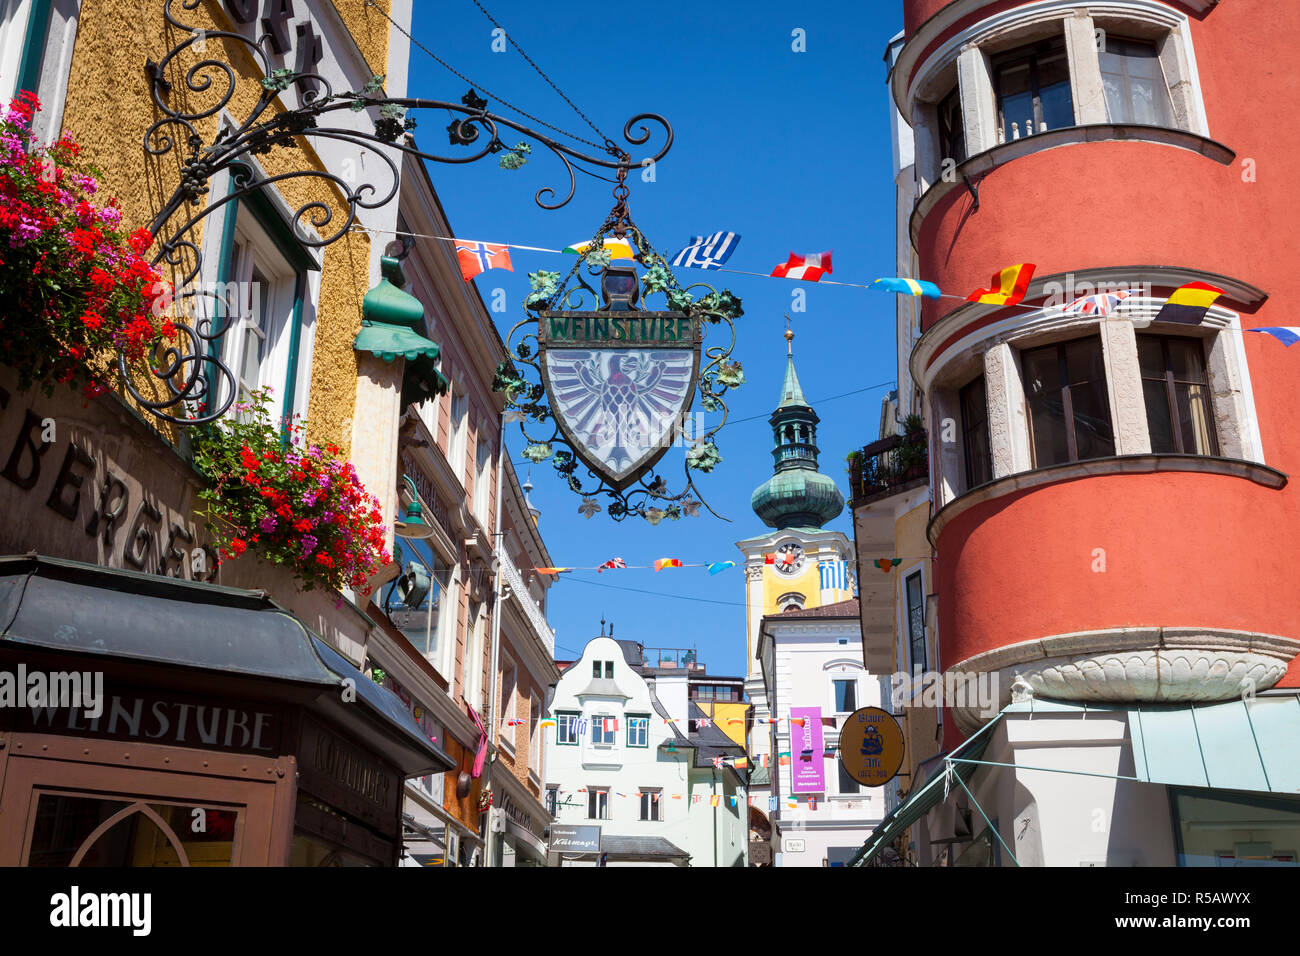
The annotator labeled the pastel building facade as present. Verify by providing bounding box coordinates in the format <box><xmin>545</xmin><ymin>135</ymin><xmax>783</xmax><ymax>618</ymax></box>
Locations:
<box><xmin>855</xmin><ymin>0</ymin><xmax>1300</xmax><ymax>867</ymax></box>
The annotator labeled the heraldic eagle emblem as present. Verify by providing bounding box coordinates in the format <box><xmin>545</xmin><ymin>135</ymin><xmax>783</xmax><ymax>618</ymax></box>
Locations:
<box><xmin>545</xmin><ymin>348</ymin><xmax>695</xmax><ymax>486</ymax></box>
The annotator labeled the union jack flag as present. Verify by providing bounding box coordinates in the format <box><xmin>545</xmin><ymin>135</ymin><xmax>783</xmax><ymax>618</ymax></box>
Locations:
<box><xmin>597</xmin><ymin>557</ymin><xmax>626</xmax><ymax>573</ymax></box>
<box><xmin>712</xmin><ymin>756</ymin><xmax>723</xmax><ymax>769</ymax></box>
<box><xmin>454</xmin><ymin>240</ymin><xmax>513</xmax><ymax>282</ymax></box>
<box><xmin>1063</xmin><ymin>288</ymin><xmax>1134</xmax><ymax>316</ymax></box>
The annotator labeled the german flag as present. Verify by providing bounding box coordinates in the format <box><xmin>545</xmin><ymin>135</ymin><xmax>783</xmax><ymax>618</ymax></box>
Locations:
<box><xmin>1155</xmin><ymin>282</ymin><xmax>1224</xmax><ymax>324</ymax></box>
<box><xmin>966</xmin><ymin>262</ymin><xmax>1036</xmax><ymax>306</ymax></box>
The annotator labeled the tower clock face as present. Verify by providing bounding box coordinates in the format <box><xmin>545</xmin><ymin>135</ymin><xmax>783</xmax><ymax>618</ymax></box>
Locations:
<box><xmin>773</xmin><ymin>543</ymin><xmax>805</xmax><ymax>576</ymax></box>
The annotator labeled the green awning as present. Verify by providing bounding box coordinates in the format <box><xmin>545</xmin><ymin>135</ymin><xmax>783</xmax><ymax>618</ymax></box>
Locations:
<box><xmin>850</xmin><ymin>710</ymin><xmax>999</xmax><ymax>866</ymax></box>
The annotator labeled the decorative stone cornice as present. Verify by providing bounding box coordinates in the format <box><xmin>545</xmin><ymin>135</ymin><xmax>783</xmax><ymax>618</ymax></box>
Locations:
<box><xmin>945</xmin><ymin>625</ymin><xmax>1300</xmax><ymax>734</ymax></box>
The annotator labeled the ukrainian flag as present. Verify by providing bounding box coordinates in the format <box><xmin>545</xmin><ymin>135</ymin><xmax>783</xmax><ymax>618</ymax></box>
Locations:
<box><xmin>1155</xmin><ymin>282</ymin><xmax>1224</xmax><ymax>324</ymax></box>
<box><xmin>966</xmin><ymin>262</ymin><xmax>1036</xmax><ymax>306</ymax></box>
<box><xmin>871</xmin><ymin>276</ymin><xmax>942</xmax><ymax>299</ymax></box>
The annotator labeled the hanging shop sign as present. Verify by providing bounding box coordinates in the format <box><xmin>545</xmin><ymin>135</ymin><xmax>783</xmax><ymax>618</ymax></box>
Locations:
<box><xmin>495</xmin><ymin>210</ymin><xmax>745</xmax><ymax>522</ymax></box>
<box><xmin>790</xmin><ymin>705</ymin><xmax>827</xmax><ymax>794</ymax></box>
<box><xmin>838</xmin><ymin>706</ymin><xmax>905</xmax><ymax>787</ymax></box>
<box><xmin>538</xmin><ymin>279</ymin><xmax>700</xmax><ymax>490</ymax></box>
<box><xmin>549</xmin><ymin>824</ymin><xmax>601</xmax><ymax>854</ymax></box>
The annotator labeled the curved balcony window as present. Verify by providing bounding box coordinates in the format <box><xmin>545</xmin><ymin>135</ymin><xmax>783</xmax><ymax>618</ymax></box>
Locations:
<box><xmin>1100</xmin><ymin>36</ymin><xmax>1175</xmax><ymax>127</ymax></box>
<box><xmin>959</xmin><ymin>376</ymin><xmax>992</xmax><ymax>487</ymax></box>
<box><xmin>1023</xmin><ymin>338</ymin><xmax>1115</xmax><ymax>466</ymax></box>
<box><xmin>993</xmin><ymin>36</ymin><xmax>1074</xmax><ymax>142</ymax></box>
<box><xmin>901</xmin><ymin>4</ymin><xmax>1212</xmax><ymax>197</ymax></box>
<box><xmin>1138</xmin><ymin>335</ymin><xmax>1218</xmax><ymax>456</ymax></box>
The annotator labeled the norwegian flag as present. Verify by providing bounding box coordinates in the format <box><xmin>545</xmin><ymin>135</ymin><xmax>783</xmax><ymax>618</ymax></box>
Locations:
<box><xmin>597</xmin><ymin>557</ymin><xmax>626</xmax><ymax>573</ymax></box>
<box><xmin>698</xmin><ymin>718</ymin><xmax>713</xmax><ymax>728</ymax></box>
<box><xmin>455</xmin><ymin>240</ymin><xmax>513</xmax><ymax>282</ymax></box>
<box><xmin>770</xmin><ymin>250</ymin><xmax>832</xmax><ymax>282</ymax></box>
<box><xmin>505</xmin><ymin>718</ymin><xmax>525</xmax><ymax>727</ymax></box>
<box><xmin>1063</xmin><ymin>288</ymin><xmax>1135</xmax><ymax>316</ymax></box>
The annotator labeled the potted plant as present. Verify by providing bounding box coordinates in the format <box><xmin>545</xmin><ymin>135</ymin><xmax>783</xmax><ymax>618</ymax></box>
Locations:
<box><xmin>190</xmin><ymin>388</ymin><xmax>392</xmax><ymax>594</ymax></box>
<box><xmin>898</xmin><ymin>414</ymin><xmax>928</xmax><ymax>481</ymax></box>
<box><xmin>0</xmin><ymin>91</ymin><xmax>175</xmax><ymax>401</ymax></box>
<box><xmin>846</xmin><ymin>450</ymin><xmax>863</xmax><ymax>492</ymax></box>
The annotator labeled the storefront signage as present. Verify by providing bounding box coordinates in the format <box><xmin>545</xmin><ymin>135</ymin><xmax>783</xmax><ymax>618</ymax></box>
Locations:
<box><xmin>537</xmin><ymin>305</ymin><xmax>701</xmax><ymax>491</ymax></box>
<box><xmin>790</xmin><ymin>705</ymin><xmax>826</xmax><ymax>794</ymax></box>
<box><xmin>8</xmin><ymin>685</ymin><xmax>282</xmax><ymax>754</ymax></box>
<box><xmin>298</xmin><ymin>716</ymin><xmax>401</xmax><ymax>837</ymax></box>
<box><xmin>549</xmin><ymin>824</ymin><xmax>600</xmax><ymax>854</ymax></box>
<box><xmin>499</xmin><ymin>791</ymin><xmax>533</xmax><ymax>832</ymax></box>
<box><xmin>838</xmin><ymin>706</ymin><xmax>905</xmax><ymax>787</ymax></box>
<box><xmin>0</xmin><ymin>384</ymin><xmax>217</xmax><ymax>581</ymax></box>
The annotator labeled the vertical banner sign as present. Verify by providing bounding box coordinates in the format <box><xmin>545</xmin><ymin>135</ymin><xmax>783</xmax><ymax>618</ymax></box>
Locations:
<box><xmin>790</xmin><ymin>706</ymin><xmax>825</xmax><ymax>794</ymax></box>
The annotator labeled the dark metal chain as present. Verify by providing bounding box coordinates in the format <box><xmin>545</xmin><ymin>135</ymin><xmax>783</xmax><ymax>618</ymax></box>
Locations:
<box><xmin>467</xmin><ymin>0</ymin><xmax>621</xmax><ymax>155</ymax></box>
<box><xmin>363</xmin><ymin>0</ymin><xmax>610</xmax><ymax>152</ymax></box>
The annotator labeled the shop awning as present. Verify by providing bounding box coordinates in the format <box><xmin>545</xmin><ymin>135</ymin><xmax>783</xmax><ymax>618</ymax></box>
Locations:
<box><xmin>504</xmin><ymin>816</ymin><xmax>548</xmax><ymax>863</ymax></box>
<box><xmin>849</xmin><ymin>708</ymin><xmax>1001</xmax><ymax>867</ymax></box>
<box><xmin>0</xmin><ymin>554</ymin><xmax>453</xmax><ymax>778</ymax></box>
<box><xmin>1035</xmin><ymin>696</ymin><xmax>1300</xmax><ymax>795</ymax></box>
<box><xmin>598</xmin><ymin>835</ymin><xmax>690</xmax><ymax>864</ymax></box>
<box><xmin>851</xmin><ymin>695</ymin><xmax>1300</xmax><ymax>866</ymax></box>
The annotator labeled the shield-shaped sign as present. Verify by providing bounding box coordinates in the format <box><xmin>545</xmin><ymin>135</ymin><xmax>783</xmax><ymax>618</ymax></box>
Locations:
<box><xmin>538</xmin><ymin>309</ymin><xmax>701</xmax><ymax>490</ymax></box>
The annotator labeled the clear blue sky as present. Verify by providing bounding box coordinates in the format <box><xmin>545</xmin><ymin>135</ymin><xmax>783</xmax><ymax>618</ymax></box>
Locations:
<box><xmin>410</xmin><ymin>2</ymin><xmax>904</xmax><ymax>674</ymax></box>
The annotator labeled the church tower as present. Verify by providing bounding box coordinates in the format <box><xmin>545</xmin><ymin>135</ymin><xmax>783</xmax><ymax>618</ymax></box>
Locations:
<box><xmin>738</xmin><ymin>326</ymin><xmax>855</xmax><ymax>687</ymax></box>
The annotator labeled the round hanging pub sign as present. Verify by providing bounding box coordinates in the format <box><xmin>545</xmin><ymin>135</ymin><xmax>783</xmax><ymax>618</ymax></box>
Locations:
<box><xmin>838</xmin><ymin>707</ymin><xmax>905</xmax><ymax>787</ymax></box>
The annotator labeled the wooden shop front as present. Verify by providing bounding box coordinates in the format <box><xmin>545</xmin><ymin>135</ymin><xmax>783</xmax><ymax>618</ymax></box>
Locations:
<box><xmin>0</xmin><ymin>555</ymin><xmax>454</xmax><ymax>866</ymax></box>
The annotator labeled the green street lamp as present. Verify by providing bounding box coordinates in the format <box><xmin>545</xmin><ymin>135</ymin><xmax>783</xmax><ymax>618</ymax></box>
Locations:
<box><xmin>394</xmin><ymin>474</ymin><xmax>435</xmax><ymax>540</ymax></box>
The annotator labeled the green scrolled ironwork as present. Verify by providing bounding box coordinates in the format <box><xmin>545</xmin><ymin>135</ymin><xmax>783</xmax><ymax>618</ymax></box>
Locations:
<box><xmin>495</xmin><ymin>217</ymin><xmax>744</xmax><ymax>523</ymax></box>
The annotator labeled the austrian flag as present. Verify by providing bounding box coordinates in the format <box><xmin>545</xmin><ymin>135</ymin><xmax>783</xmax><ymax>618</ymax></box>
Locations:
<box><xmin>455</xmin><ymin>240</ymin><xmax>513</xmax><ymax>282</ymax></box>
<box><xmin>770</xmin><ymin>250</ymin><xmax>832</xmax><ymax>282</ymax></box>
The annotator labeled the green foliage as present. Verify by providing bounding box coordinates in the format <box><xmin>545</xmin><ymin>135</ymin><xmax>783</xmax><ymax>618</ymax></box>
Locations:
<box><xmin>190</xmin><ymin>389</ymin><xmax>392</xmax><ymax>594</ymax></box>
<box><xmin>686</xmin><ymin>441</ymin><xmax>723</xmax><ymax>472</ymax></box>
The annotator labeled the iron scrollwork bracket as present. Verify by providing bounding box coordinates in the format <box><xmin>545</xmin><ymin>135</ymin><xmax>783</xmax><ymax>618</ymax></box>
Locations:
<box><xmin>132</xmin><ymin>0</ymin><xmax>673</xmax><ymax>426</ymax></box>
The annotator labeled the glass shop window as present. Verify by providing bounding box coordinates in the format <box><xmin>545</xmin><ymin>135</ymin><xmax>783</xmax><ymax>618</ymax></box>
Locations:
<box><xmin>1173</xmin><ymin>789</ymin><xmax>1300</xmax><ymax>867</ymax></box>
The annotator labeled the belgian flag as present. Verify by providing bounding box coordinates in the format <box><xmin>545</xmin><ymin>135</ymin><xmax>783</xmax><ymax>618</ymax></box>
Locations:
<box><xmin>1155</xmin><ymin>282</ymin><xmax>1224</xmax><ymax>324</ymax></box>
<box><xmin>967</xmin><ymin>263</ymin><xmax>1036</xmax><ymax>306</ymax></box>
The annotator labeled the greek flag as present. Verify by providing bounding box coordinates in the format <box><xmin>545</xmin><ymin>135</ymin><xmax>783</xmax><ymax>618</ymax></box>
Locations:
<box><xmin>819</xmin><ymin>559</ymin><xmax>849</xmax><ymax>592</ymax></box>
<box><xmin>671</xmin><ymin>231</ymin><xmax>741</xmax><ymax>271</ymax></box>
<box><xmin>768</xmin><ymin>795</ymin><xmax>778</xmax><ymax>812</ymax></box>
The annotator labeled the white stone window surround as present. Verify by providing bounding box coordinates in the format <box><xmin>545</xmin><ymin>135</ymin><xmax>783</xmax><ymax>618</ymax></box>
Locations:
<box><xmin>917</xmin><ymin>274</ymin><xmax>1268</xmax><ymax>513</ymax></box>
<box><xmin>900</xmin><ymin>1</ymin><xmax>1211</xmax><ymax>195</ymax></box>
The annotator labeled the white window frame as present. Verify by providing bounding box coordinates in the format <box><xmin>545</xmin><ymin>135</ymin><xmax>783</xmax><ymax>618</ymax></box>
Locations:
<box><xmin>626</xmin><ymin>714</ymin><xmax>649</xmax><ymax>748</ymax></box>
<box><xmin>448</xmin><ymin>387</ymin><xmax>469</xmax><ymax>487</ymax></box>
<box><xmin>473</xmin><ymin>422</ymin><xmax>494</xmax><ymax>525</ymax></box>
<box><xmin>528</xmin><ymin>693</ymin><xmax>543</xmax><ymax>782</ymax></box>
<box><xmin>639</xmin><ymin>788</ymin><xmax>663</xmax><ymax>822</ymax></box>
<box><xmin>591</xmin><ymin>714</ymin><xmax>616</xmax><ymax>748</ymax></box>
<box><xmin>0</xmin><ymin>0</ymin><xmax>80</xmax><ymax>144</ymax></box>
<box><xmin>556</xmin><ymin>711</ymin><xmax>581</xmax><ymax>746</ymax></box>
<box><xmin>922</xmin><ymin>291</ymin><xmax>1264</xmax><ymax>511</ymax></box>
<box><xmin>464</xmin><ymin>600</ymin><xmax>483</xmax><ymax>710</ymax></box>
<box><xmin>906</xmin><ymin>2</ymin><xmax>1210</xmax><ymax>190</ymax></box>
<box><xmin>221</xmin><ymin>214</ymin><xmax>305</xmax><ymax>430</ymax></box>
<box><xmin>588</xmin><ymin>787</ymin><xmax>609</xmax><ymax>821</ymax></box>
<box><xmin>498</xmin><ymin>653</ymin><xmax>517</xmax><ymax>749</ymax></box>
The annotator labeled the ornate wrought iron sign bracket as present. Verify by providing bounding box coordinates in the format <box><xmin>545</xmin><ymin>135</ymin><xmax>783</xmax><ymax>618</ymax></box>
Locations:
<box><xmin>131</xmin><ymin>0</ymin><xmax>673</xmax><ymax>425</ymax></box>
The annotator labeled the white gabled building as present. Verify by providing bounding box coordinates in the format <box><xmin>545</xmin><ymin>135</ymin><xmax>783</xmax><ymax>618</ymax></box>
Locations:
<box><xmin>543</xmin><ymin>632</ymin><xmax>748</xmax><ymax>866</ymax></box>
